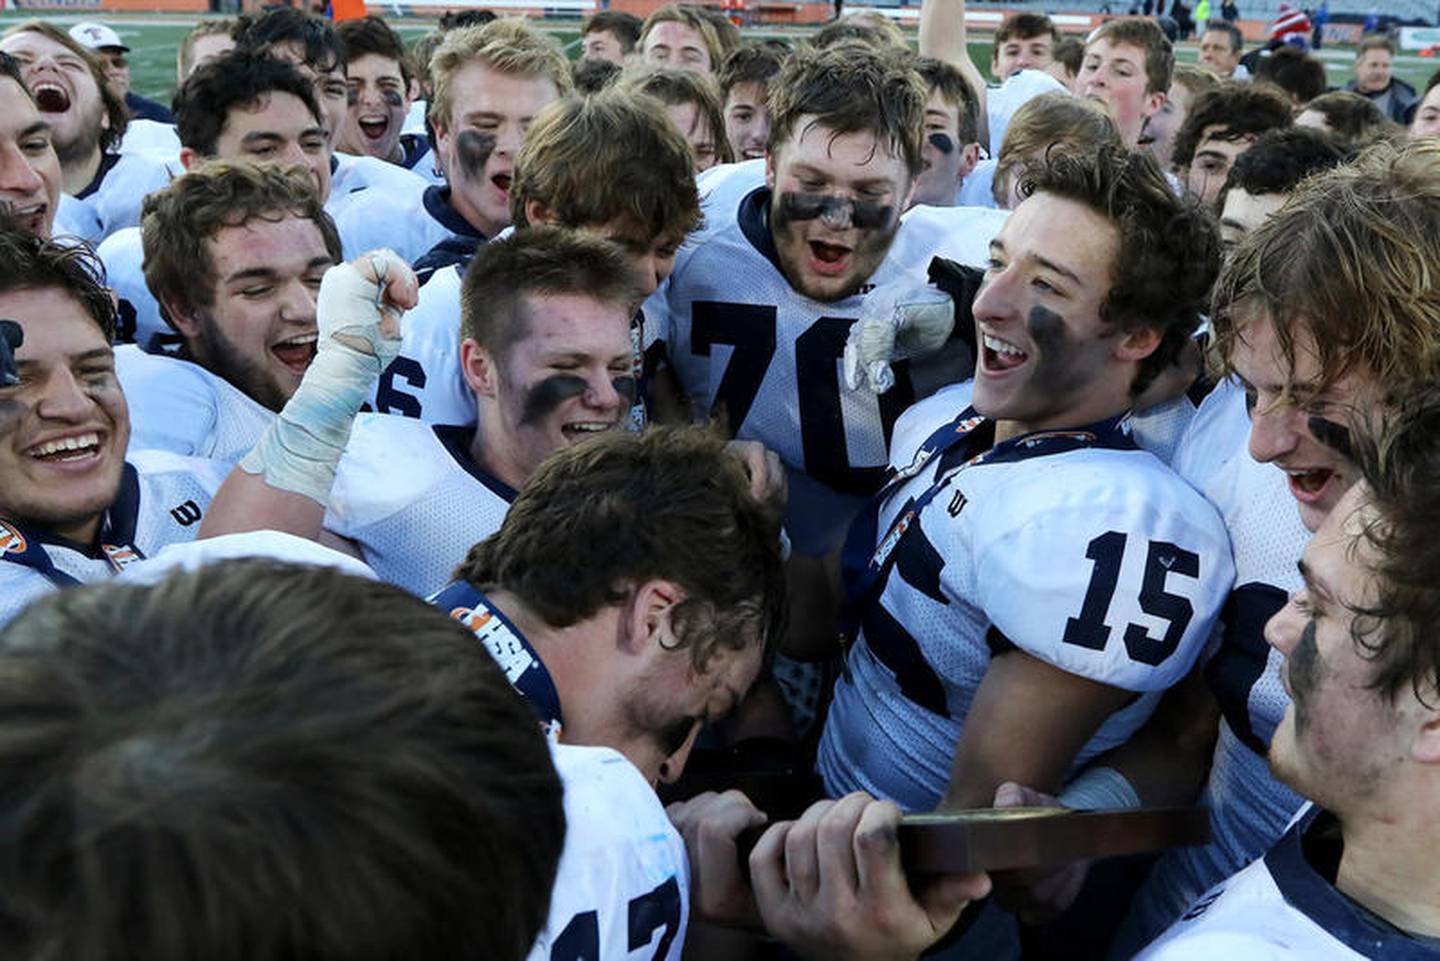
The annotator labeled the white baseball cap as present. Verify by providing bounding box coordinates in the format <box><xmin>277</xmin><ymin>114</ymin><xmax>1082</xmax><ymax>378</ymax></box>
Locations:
<box><xmin>68</xmin><ymin>22</ymin><xmax>129</xmax><ymax>53</ymax></box>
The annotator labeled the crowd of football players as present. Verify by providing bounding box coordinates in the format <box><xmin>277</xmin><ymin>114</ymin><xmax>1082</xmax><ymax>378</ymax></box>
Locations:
<box><xmin>1</xmin><ymin>1</ymin><xmax>1439</xmax><ymax>957</ymax></box>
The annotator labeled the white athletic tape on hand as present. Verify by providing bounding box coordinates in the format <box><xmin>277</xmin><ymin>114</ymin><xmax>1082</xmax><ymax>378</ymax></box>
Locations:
<box><xmin>240</xmin><ymin>251</ymin><xmax>411</xmax><ymax>504</ymax></box>
<box><xmin>1058</xmin><ymin>766</ymin><xmax>1142</xmax><ymax>811</ymax></box>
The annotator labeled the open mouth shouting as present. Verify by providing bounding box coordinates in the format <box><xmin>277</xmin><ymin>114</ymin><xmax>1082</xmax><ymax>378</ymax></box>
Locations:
<box><xmin>491</xmin><ymin>170</ymin><xmax>512</xmax><ymax>199</ymax></box>
<box><xmin>357</xmin><ymin>113</ymin><xmax>391</xmax><ymax>144</ymax></box>
<box><xmin>980</xmin><ymin>331</ymin><xmax>1029</xmax><ymax>374</ymax></box>
<box><xmin>1283</xmin><ymin>465</ymin><xmax>1339</xmax><ymax>507</ymax></box>
<box><xmin>26</xmin><ymin>430</ymin><xmax>103</xmax><ymax>467</ymax></box>
<box><xmin>270</xmin><ymin>331</ymin><xmax>318</xmax><ymax>375</ymax></box>
<box><xmin>31</xmin><ymin>80</ymin><xmax>71</xmax><ymax>114</ymax></box>
<box><xmin>4</xmin><ymin>200</ymin><xmax>48</xmax><ymax>235</ymax></box>
<box><xmin>807</xmin><ymin>238</ymin><xmax>853</xmax><ymax>277</ymax></box>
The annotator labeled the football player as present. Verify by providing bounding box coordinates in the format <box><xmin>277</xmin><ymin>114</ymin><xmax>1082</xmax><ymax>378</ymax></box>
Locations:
<box><xmin>814</xmin><ymin>148</ymin><xmax>1233</xmax><ymax>955</ymax></box>
<box><xmin>1170</xmin><ymin>82</ymin><xmax>1293</xmax><ymax>207</ymax></box>
<box><xmin>909</xmin><ymin>56</ymin><xmax>982</xmax><ymax>208</ymax></box>
<box><xmin>717</xmin><ymin>44</ymin><xmax>784</xmax><ymax>163</ymax></box>
<box><xmin>119</xmin><ymin>162</ymin><xmax>340</xmax><ymax>463</ymax></box>
<box><xmin>371</xmin><ymin>89</ymin><xmax>700</xmax><ymax>430</ymax></box>
<box><xmin>176</xmin><ymin>17</ymin><xmax>235</xmax><ymax>81</ymax></box>
<box><xmin>0</xmin><ymin>52</ymin><xmax>63</xmax><ymax>239</ymax></box>
<box><xmin>818</xmin><ymin>142</ymin><xmax>1231</xmax><ymax>813</ymax></box>
<box><xmin>97</xmin><ymin>49</ymin><xmax>338</xmax><ymax>348</ymax></box>
<box><xmin>0</xmin><ymin>229</ymin><xmax>226</xmax><ymax>627</ymax></box>
<box><xmin>0</xmin><ymin>558</ymin><xmax>565</xmax><ymax>961</ymax></box>
<box><xmin>659</xmin><ymin>43</ymin><xmax>1006</xmax><ymax>555</ymax></box>
<box><xmin>639</xmin><ymin>4</ymin><xmax>722</xmax><ymax>76</ymax></box>
<box><xmin>0</xmin><ymin>20</ymin><xmax>163</xmax><ymax>244</ymax></box>
<box><xmin>620</xmin><ymin>67</ymin><xmax>732</xmax><ymax>174</ymax></box>
<box><xmin>991</xmin><ymin>13</ymin><xmax>1061</xmax><ymax>81</ymax></box>
<box><xmin>1215</xmin><ymin>127</ymin><xmax>1344</xmax><ymax>255</ymax></box>
<box><xmin>333</xmin><ymin>19</ymin><xmax>571</xmax><ymax>263</ymax></box>
<box><xmin>335</xmin><ymin>16</ymin><xmax>426</xmax><ymax>171</ymax></box>
<box><xmin>1003</xmin><ymin>141</ymin><xmax>1440</xmax><ymax>959</ymax></box>
<box><xmin>1137</xmin><ymin>387</ymin><xmax>1440</xmax><ymax>959</ymax></box>
<box><xmin>580</xmin><ymin>10</ymin><xmax>642</xmax><ymax>65</ymax></box>
<box><xmin>231</xmin><ymin>8</ymin><xmax>428</xmax><ymax>218</ymax></box>
<box><xmin>1075</xmin><ymin>18</ymin><xmax>1173</xmax><ymax>148</ymax></box>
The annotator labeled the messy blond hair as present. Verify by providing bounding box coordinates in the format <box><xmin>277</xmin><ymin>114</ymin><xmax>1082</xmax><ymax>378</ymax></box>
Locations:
<box><xmin>429</xmin><ymin>19</ymin><xmax>572</xmax><ymax>131</ymax></box>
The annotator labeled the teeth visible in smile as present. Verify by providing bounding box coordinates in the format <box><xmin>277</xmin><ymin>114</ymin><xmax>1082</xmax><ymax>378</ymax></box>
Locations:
<box><xmin>275</xmin><ymin>333</ymin><xmax>319</xmax><ymax>348</ymax></box>
<box><xmin>984</xmin><ymin>333</ymin><xmax>1025</xmax><ymax>356</ymax></box>
<box><xmin>565</xmin><ymin>423</ymin><xmax>611</xmax><ymax>433</ymax></box>
<box><xmin>33</xmin><ymin>82</ymin><xmax>64</xmax><ymax>97</ymax></box>
<box><xmin>29</xmin><ymin>432</ymin><xmax>99</xmax><ymax>458</ymax></box>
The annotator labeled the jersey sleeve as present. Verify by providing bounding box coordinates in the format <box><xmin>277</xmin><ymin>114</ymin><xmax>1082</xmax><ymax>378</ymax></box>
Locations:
<box><xmin>972</xmin><ymin>462</ymin><xmax>1235</xmax><ymax>692</ymax></box>
<box><xmin>115</xmin><ymin>348</ymin><xmax>222</xmax><ymax>459</ymax></box>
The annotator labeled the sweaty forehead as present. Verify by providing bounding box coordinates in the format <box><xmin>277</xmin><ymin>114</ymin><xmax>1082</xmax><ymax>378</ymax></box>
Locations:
<box><xmin>208</xmin><ymin>216</ymin><xmax>332</xmax><ymax>276</ymax></box>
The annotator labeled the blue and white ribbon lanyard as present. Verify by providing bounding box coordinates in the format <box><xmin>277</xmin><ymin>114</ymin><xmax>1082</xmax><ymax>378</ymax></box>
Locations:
<box><xmin>838</xmin><ymin>406</ymin><xmax>1137</xmax><ymax>656</ymax></box>
<box><xmin>0</xmin><ymin>464</ymin><xmax>147</xmax><ymax>588</ymax></box>
<box><xmin>430</xmin><ymin>579</ymin><xmax>565</xmax><ymax>739</ymax></box>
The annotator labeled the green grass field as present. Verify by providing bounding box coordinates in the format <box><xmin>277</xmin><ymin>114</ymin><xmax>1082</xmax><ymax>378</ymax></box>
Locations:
<box><xmin>4</xmin><ymin>12</ymin><xmax>1436</xmax><ymax>104</ymax></box>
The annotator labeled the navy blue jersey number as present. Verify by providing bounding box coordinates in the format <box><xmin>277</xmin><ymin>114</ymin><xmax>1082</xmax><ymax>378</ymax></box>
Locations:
<box><xmin>551</xmin><ymin>876</ymin><xmax>681</xmax><ymax>961</ymax></box>
<box><xmin>1064</xmin><ymin>531</ymin><xmax>1201</xmax><ymax>665</ymax></box>
<box><xmin>375</xmin><ymin>355</ymin><xmax>427</xmax><ymax>418</ymax></box>
<box><xmin>690</xmin><ymin>302</ymin><xmax>915</xmax><ymax>495</ymax></box>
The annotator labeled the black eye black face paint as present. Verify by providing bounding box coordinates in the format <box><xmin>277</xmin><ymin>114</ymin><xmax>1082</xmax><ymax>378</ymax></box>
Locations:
<box><xmin>928</xmin><ymin>132</ymin><xmax>956</xmax><ymax>155</ymax></box>
<box><xmin>0</xmin><ymin>320</ymin><xmax>21</xmax><ymax>388</ymax></box>
<box><xmin>775</xmin><ymin>191</ymin><xmax>895</xmax><ymax>231</ymax></box>
<box><xmin>1021</xmin><ymin>304</ymin><xmax>1114</xmax><ymax>403</ymax></box>
<box><xmin>1307</xmin><ymin>415</ymin><xmax>1354</xmax><ymax>462</ymax></box>
<box><xmin>1288</xmin><ymin>618</ymin><xmax>1322</xmax><ymax>734</ymax></box>
<box><xmin>519</xmin><ymin>374</ymin><xmax>588</xmax><ymax>426</ymax></box>
<box><xmin>455</xmin><ymin>130</ymin><xmax>497</xmax><ymax>181</ymax></box>
<box><xmin>612</xmin><ymin>375</ymin><xmax>637</xmax><ymax>405</ymax></box>
<box><xmin>381</xmin><ymin>87</ymin><xmax>404</xmax><ymax>108</ymax></box>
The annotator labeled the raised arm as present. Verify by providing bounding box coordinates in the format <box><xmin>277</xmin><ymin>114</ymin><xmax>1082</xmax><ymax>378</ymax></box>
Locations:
<box><xmin>199</xmin><ymin>250</ymin><xmax>418</xmax><ymax>542</ymax></box>
<box><xmin>918</xmin><ymin>0</ymin><xmax>992</xmax><ymax>151</ymax></box>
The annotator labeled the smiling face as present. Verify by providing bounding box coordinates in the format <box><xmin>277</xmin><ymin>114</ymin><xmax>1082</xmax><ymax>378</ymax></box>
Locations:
<box><xmin>340</xmin><ymin>52</ymin><xmax>409</xmax><ymax>162</ymax></box>
<box><xmin>0</xmin><ymin>287</ymin><xmax>126</xmax><ymax>544</ymax></box>
<box><xmin>766</xmin><ymin>118</ymin><xmax>911</xmax><ymax>303</ymax></box>
<box><xmin>1077</xmin><ymin>38</ymin><xmax>1164</xmax><ymax>147</ymax></box>
<box><xmin>436</xmin><ymin>62</ymin><xmax>559</xmax><ymax>239</ymax></box>
<box><xmin>0</xmin><ymin>77</ymin><xmax>60</xmax><ymax>238</ymax></box>
<box><xmin>971</xmin><ymin>192</ymin><xmax>1145</xmax><ymax>433</ymax></box>
<box><xmin>169</xmin><ymin>216</ymin><xmax>333</xmax><ymax>413</ymax></box>
<box><xmin>1265</xmin><ymin>484</ymin><xmax>1400</xmax><ymax>812</ymax></box>
<box><xmin>0</xmin><ymin>31</ymin><xmax>108</xmax><ymax>166</ymax></box>
<box><xmin>642</xmin><ymin>21</ymin><xmax>712</xmax><ymax>75</ymax></box>
<box><xmin>463</xmin><ymin>292</ymin><xmax>635</xmax><ymax>491</ymax></box>
<box><xmin>993</xmin><ymin>32</ymin><xmax>1054</xmax><ymax>81</ymax></box>
<box><xmin>724</xmin><ymin>80</ymin><xmax>769</xmax><ymax>161</ymax></box>
<box><xmin>1229</xmin><ymin>309</ymin><xmax>1372</xmax><ymax>533</ymax></box>
<box><xmin>198</xmin><ymin>91</ymin><xmax>331</xmax><ymax>203</ymax></box>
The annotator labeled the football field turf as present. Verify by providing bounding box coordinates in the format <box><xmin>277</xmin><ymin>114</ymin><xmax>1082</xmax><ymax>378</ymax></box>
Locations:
<box><xmin>3</xmin><ymin>12</ymin><xmax>1436</xmax><ymax>110</ymax></box>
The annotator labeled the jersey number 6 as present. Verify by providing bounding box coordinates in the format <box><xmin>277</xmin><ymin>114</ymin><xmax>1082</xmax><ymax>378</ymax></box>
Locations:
<box><xmin>1063</xmin><ymin>531</ymin><xmax>1201</xmax><ymax>666</ymax></box>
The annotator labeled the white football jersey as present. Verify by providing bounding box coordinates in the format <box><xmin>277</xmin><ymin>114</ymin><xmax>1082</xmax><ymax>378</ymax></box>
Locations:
<box><xmin>119</xmin><ymin>119</ymin><xmax>181</xmax><ymax>156</ymax></box>
<box><xmin>527</xmin><ymin>743</ymin><xmax>690</xmax><ymax>961</ymax></box>
<box><xmin>98</xmin><ymin>227</ymin><xmax>168</xmax><ymax>349</ymax></box>
<box><xmin>661</xmin><ymin>186</ymin><xmax>1006</xmax><ymax>554</ymax></box>
<box><xmin>70</xmin><ymin>150</ymin><xmax>175</xmax><ymax>244</ymax></box>
<box><xmin>1137</xmin><ymin>807</ymin><xmax>1440</xmax><ymax>961</ymax></box>
<box><xmin>1117</xmin><ymin>377</ymin><xmax>1313</xmax><ymax>953</ymax></box>
<box><xmin>0</xmin><ymin>449</ymin><xmax>228</xmax><ymax>627</ymax></box>
<box><xmin>115</xmin><ymin>345</ymin><xmax>274</xmax><ymax>463</ymax></box>
<box><xmin>327</xmin><ymin>150</ymin><xmax>430</xmax><ymax>222</ymax></box>
<box><xmin>324</xmin><ymin>414</ymin><xmax>513</xmax><ymax>597</ymax></box>
<box><xmin>333</xmin><ymin>183</ymin><xmax>484</xmax><ymax>263</ymax></box>
<box><xmin>404</xmin><ymin>143</ymin><xmax>446</xmax><ymax>187</ymax></box>
<box><xmin>956</xmin><ymin>158</ymin><xmax>999</xmax><ymax>209</ymax></box>
<box><xmin>54</xmin><ymin>192</ymin><xmax>102</xmax><ymax>243</ymax></box>
<box><xmin>817</xmin><ymin>381</ymin><xmax>1235</xmax><ymax>812</ymax></box>
<box><xmin>365</xmin><ymin>263</ymin><xmax>473</xmax><ymax>423</ymax></box>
